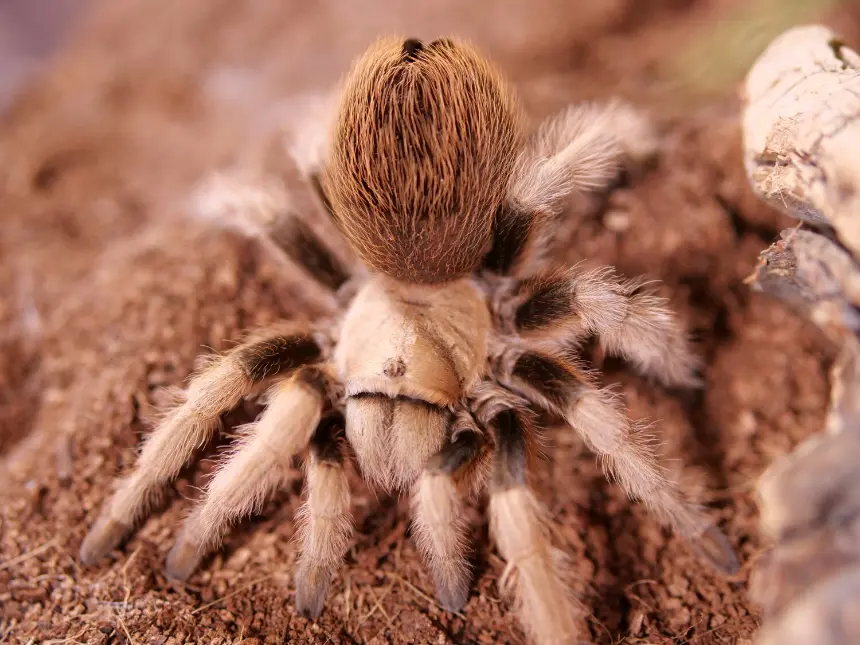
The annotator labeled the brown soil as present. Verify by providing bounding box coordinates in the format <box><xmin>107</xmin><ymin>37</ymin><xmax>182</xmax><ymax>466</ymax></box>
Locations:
<box><xmin>1</xmin><ymin>1</ymin><xmax>857</xmax><ymax>643</ymax></box>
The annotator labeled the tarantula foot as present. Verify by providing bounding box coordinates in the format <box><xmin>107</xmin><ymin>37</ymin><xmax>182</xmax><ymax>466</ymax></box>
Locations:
<box><xmin>79</xmin><ymin>515</ymin><xmax>130</xmax><ymax>565</ymax></box>
<box><xmin>691</xmin><ymin>524</ymin><xmax>740</xmax><ymax>575</ymax></box>
<box><xmin>295</xmin><ymin>564</ymin><xmax>332</xmax><ymax>619</ymax></box>
<box><xmin>165</xmin><ymin>535</ymin><xmax>205</xmax><ymax>581</ymax></box>
<box><xmin>434</xmin><ymin>575</ymin><xmax>470</xmax><ymax>613</ymax></box>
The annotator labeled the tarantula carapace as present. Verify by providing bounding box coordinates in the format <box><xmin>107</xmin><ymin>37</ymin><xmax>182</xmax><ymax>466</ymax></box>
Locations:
<box><xmin>80</xmin><ymin>36</ymin><xmax>739</xmax><ymax>644</ymax></box>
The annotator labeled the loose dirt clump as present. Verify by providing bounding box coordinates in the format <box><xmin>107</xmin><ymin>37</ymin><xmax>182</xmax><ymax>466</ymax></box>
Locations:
<box><xmin>0</xmin><ymin>1</ymin><xmax>854</xmax><ymax>643</ymax></box>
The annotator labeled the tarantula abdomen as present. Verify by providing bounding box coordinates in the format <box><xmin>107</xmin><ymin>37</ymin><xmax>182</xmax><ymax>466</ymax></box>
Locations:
<box><xmin>323</xmin><ymin>36</ymin><xmax>523</xmax><ymax>285</ymax></box>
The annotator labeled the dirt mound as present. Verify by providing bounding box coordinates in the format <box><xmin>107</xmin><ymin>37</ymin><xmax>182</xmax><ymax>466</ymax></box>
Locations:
<box><xmin>1</xmin><ymin>1</ymin><xmax>854</xmax><ymax>643</ymax></box>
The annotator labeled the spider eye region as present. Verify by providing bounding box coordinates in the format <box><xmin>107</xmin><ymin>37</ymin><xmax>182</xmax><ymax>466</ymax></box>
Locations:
<box><xmin>383</xmin><ymin>357</ymin><xmax>407</xmax><ymax>378</ymax></box>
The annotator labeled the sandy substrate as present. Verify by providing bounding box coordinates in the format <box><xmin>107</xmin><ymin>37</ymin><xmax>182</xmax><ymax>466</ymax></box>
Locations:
<box><xmin>1</xmin><ymin>1</ymin><xmax>857</xmax><ymax>643</ymax></box>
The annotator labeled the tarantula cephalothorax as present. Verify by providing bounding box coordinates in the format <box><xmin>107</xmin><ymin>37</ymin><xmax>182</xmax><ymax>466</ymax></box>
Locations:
<box><xmin>80</xmin><ymin>36</ymin><xmax>739</xmax><ymax>644</ymax></box>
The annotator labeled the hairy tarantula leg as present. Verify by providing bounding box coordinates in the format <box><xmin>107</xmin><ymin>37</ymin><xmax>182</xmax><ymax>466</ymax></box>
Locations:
<box><xmin>411</xmin><ymin>413</ymin><xmax>488</xmax><ymax>612</ymax></box>
<box><xmin>279</xmin><ymin>154</ymin><xmax>362</xmax><ymax>295</ymax></box>
<box><xmin>191</xmin><ymin>168</ymin><xmax>352</xmax><ymax>309</ymax></box>
<box><xmin>294</xmin><ymin>414</ymin><xmax>353</xmax><ymax>619</ymax></box>
<box><xmin>166</xmin><ymin>366</ymin><xmax>336</xmax><ymax>580</ymax></box>
<box><xmin>504</xmin><ymin>266</ymin><xmax>700</xmax><ymax>388</ymax></box>
<box><xmin>485</xmin><ymin>101</ymin><xmax>656</xmax><ymax>276</ymax></box>
<box><xmin>79</xmin><ymin>323</ymin><xmax>325</xmax><ymax>566</ymax></box>
<box><xmin>479</xmin><ymin>402</ymin><xmax>580</xmax><ymax>645</ymax></box>
<box><xmin>277</xmin><ymin>90</ymin><xmax>364</xmax><ymax>288</ymax></box>
<box><xmin>505</xmin><ymin>350</ymin><xmax>739</xmax><ymax>574</ymax></box>
<box><xmin>266</xmin><ymin>207</ymin><xmax>353</xmax><ymax>294</ymax></box>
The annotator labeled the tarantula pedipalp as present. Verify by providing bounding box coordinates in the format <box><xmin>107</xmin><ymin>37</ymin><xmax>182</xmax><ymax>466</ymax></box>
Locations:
<box><xmin>79</xmin><ymin>36</ymin><xmax>739</xmax><ymax>645</ymax></box>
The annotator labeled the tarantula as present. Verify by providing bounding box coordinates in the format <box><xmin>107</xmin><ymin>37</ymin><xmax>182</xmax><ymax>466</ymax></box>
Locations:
<box><xmin>79</xmin><ymin>36</ymin><xmax>739</xmax><ymax>644</ymax></box>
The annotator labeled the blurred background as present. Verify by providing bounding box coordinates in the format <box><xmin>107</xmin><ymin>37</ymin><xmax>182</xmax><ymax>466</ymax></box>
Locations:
<box><xmin>0</xmin><ymin>0</ymin><xmax>89</xmax><ymax>112</ymax></box>
<box><xmin>0</xmin><ymin>0</ymin><xmax>855</xmax><ymax>114</ymax></box>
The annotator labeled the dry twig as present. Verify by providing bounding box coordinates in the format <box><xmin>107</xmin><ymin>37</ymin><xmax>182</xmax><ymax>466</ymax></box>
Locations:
<box><xmin>0</xmin><ymin>538</ymin><xmax>58</xmax><ymax>571</ymax></box>
<box><xmin>191</xmin><ymin>573</ymin><xmax>274</xmax><ymax>615</ymax></box>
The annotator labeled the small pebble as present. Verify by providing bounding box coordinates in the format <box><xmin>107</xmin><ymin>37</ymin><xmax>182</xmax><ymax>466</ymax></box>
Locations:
<box><xmin>628</xmin><ymin>609</ymin><xmax>645</xmax><ymax>635</ymax></box>
<box><xmin>604</xmin><ymin>210</ymin><xmax>631</xmax><ymax>232</ymax></box>
<box><xmin>736</xmin><ymin>410</ymin><xmax>757</xmax><ymax>436</ymax></box>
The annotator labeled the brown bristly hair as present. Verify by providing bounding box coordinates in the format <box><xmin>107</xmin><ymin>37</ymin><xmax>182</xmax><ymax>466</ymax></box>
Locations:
<box><xmin>323</xmin><ymin>36</ymin><xmax>524</xmax><ymax>284</ymax></box>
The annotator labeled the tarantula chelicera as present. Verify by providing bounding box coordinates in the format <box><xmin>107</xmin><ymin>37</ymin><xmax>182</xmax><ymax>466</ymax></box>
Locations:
<box><xmin>80</xmin><ymin>36</ymin><xmax>739</xmax><ymax>644</ymax></box>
